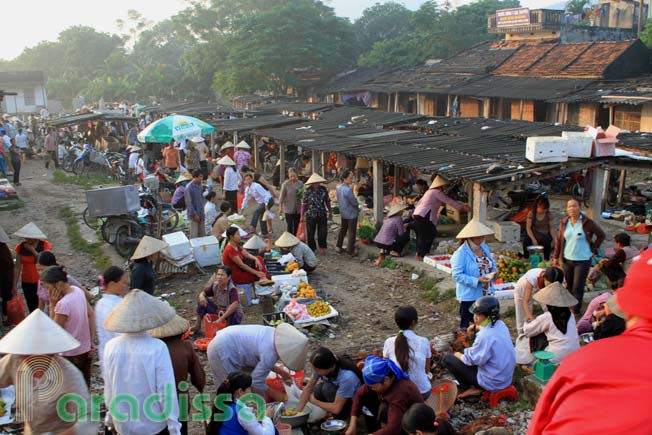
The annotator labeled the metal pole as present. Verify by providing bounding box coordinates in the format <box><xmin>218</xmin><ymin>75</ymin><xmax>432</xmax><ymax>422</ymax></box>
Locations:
<box><xmin>588</xmin><ymin>168</ymin><xmax>606</xmax><ymax>219</ymax></box>
<box><xmin>617</xmin><ymin>169</ymin><xmax>627</xmax><ymax>206</ymax></box>
<box><xmin>279</xmin><ymin>143</ymin><xmax>286</xmax><ymax>186</ymax></box>
<box><xmin>321</xmin><ymin>152</ymin><xmax>327</xmax><ymax>178</ymax></box>
<box><xmin>311</xmin><ymin>149</ymin><xmax>317</xmax><ymax>173</ymax></box>
<box><xmin>393</xmin><ymin>165</ymin><xmax>400</xmax><ymax>197</ymax></box>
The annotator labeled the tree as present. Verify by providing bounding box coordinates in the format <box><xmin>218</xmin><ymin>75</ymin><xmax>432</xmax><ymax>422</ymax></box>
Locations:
<box><xmin>566</xmin><ymin>0</ymin><xmax>587</xmax><ymax>15</ymax></box>
<box><xmin>640</xmin><ymin>19</ymin><xmax>652</xmax><ymax>48</ymax></box>
<box><xmin>355</xmin><ymin>2</ymin><xmax>415</xmax><ymax>51</ymax></box>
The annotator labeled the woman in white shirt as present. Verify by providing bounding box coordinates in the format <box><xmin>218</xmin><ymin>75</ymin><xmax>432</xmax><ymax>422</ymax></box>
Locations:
<box><xmin>522</xmin><ymin>281</ymin><xmax>580</xmax><ymax>364</ymax></box>
<box><xmin>383</xmin><ymin>306</ymin><xmax>432</xmax><ymax>399</ymax></box>
<box><xmin>207</xmin><ymin>371</ymin><xmax>276</xmax><ymax>435</ymax></box>
<box><xmin>204</xmin><ymin>191</ymin><xmax>219</xmax><ymax>235</ymax></box>
<box><xmin>513</xmin><ymin>267</ymin><xmax>546</xmax><ymax>334</ymax></box>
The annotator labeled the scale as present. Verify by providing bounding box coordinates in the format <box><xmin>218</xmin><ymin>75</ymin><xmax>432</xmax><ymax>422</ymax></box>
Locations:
<box><xmin>533</xmin><ymin>350</ymin><xmax>558</xmax><ymax>383</ymax></box>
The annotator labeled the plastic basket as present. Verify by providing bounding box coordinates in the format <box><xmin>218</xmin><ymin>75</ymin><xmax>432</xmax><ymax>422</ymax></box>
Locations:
<box><xmin>276</xmin><ymin>423</ymin><xmax>292</xmax><ymax>435</ymax></box>
<box><xmin>266</xmin><ymin>366</ymin><xmax>305</xmax><ymax>393</ymax></box>
<box><xmin>204</xmin><ymin>313</ymin><xmax>227</xmax><ymax>339</ymax></box>
<box><xmin>262</xmin><ymin>312</ymin><xmax>293</xmax><ymax>327</ymax></box>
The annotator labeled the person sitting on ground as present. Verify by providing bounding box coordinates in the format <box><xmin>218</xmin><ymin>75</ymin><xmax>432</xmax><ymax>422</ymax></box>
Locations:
<box><xmin>211</xmin><ymin>202</ymin><xmax>232</xmax><ymax>242</ymax></box>
<box><xmin>130</xmin><ymin>236</ymin><xmax>168</xmax><ymax>295</ymax></box>
<box><xmin>172</xmin><ymin>172</ymin><xmax>192</xmax><ymax>210</ymax></box>
<box><xmin>402</xmin><ymin>403</ymin><xmax>458</xmax><ymax>435</ymax></box>
<box><xmin>275</xmin><ymin>231</ymin><xmax>318</xmax><ymax>273</ymax></box>
<box><xmin>592</xmin><ymin>294</ymin><xmax>627</xmax><ymax>340</ymax></box>
<box><xmin>521</xmin><ymin>282</ymin><xmax>580</xmax><ymax>365</ymax></box>
<box><xmin>384</xmin><ymin>306</ymin><xmax>432</xmax><ymax>400</ymax></box>
<box><xmin>222</xmin><ymin>227</ymin><xmax>269</xmax><ymax>285</ymax></box>
<box><xmin>204</xmin><ymin>191</ymin><xmax>219</xmax><ymax>236</ymax></box>
<box><xmin>442</xmin><ymin>296</ymin><xmax>515</xmax><ymax>399</ymax></box>
<box><xmin>374</xmin><ymin>203</ymin><xmax>410</xmax><ymax>265</ymax></box>
<box><xmin>589</xmin><ymin>232</ymin><xmax>639</xmax><ymax>289</ymax></box>
<box><xmin>345</xmin><ymin>356</ymin><xmax>423</xmax><ymax>435</ymax></box>
<box><xmin>193</xmin><ymin>265</ymin><xmax>243</xmax><ymax>334</ymax></box>
<box><xmin>527</xmin><ymin>249</ymin><xmax>652</xmax><ymax>434</ymax></box>
<box><xmin>576</xmin><ymin>290</ymin><xmax>613</xmax><ymax>334</ymax></box>
<box><xmin>36</xmin><ymin>250</ymin><xmax>90</xmax><ymax>313</ymax></box>
<box><xmin>207</xmin><ymin>371</ymin><xmax>276</xmax><ymax>435</ymax></box>
<box><xmin>296</xmin><ymin>347</ymin><xmax>363</xmax><ymax>420</ymax></box>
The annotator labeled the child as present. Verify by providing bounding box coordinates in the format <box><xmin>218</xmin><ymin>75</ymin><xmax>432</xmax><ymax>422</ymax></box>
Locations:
<box><xmin>589</xmin><ymin>233</ymin><xmax>639</xmax><ymax>289</ymax></box>
<box><xmin>402</xmin><ymin>403</ymin><xmax>457</xmax><ymax>435</ymax></box>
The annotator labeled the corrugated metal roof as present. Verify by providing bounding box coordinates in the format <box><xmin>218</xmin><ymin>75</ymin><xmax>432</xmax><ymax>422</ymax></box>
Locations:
<box><xmin>48</xmin><ymin>112</ymin><xmax>137</xmax><ymax>127</ymax></box>
<box><xmin>210</xmin><ymin>115</ymin><xmax>305</xmax><ymax>133</ymax></box>
<box><xmin>449</xmin><ymin>75</ymin><xmax>593</xmax><ymax>101</ymax></box>
<box><xmin>254</xmin><ymin>102</ymin><xmax>336</xmax><ymax>113</ymax></box>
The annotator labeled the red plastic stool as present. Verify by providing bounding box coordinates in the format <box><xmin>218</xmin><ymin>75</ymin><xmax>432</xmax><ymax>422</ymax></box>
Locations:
<box><xmin>482</xmin><ymin>385</ymin><xmax>519</xmax><ymax>408</ymax></box>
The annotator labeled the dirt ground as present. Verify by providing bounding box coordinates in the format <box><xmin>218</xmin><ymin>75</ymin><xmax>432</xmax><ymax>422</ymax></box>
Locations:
<box><xmin>2</xmin><ymin>159</ymin><xmax>648</xmax><ymax>434</ymax></box>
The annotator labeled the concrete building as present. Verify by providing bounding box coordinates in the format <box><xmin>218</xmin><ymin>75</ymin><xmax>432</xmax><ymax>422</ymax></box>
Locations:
<box><xmin>0</xmin><ymin>71</ymin><xmax>48</xmax><ymax>114</ymax></box>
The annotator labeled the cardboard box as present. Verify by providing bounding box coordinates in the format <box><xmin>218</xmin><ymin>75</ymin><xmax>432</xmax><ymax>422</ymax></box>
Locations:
<box><xmin>491</xmin><ymin>221</ymin><xmax>521</xmax><ymax>243</ymax></box>
<box><xmin>189</xmin><ymin>236</ymin><xmax>221</xmax><ymax>267</ymax></box>
<box><xmin>526</xmin><ymin>137</ymin><xmax>568</xmax><ymax>163</ymax></box>
<box><xmin>162</xmin><ymin>231</ymin><xmax>191</xmax><ymax>260</ymax></box>
<box><xmin>561</xmin><ymin>132</ymin><xmax>593</xmax><ymax>158</ymax></box>
<box><xmin>439</xmin><ymin>206</ymin><xmax>469</xmax><ymax>224</ymax></box>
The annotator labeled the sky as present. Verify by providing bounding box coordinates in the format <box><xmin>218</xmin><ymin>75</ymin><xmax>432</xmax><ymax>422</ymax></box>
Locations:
<box><xmin>4</xmin><ymin>0</ymin><xmax>559</xmax><ymax>60</ymax></box>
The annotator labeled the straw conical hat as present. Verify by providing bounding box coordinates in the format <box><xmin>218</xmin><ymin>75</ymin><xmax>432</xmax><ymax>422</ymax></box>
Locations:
<box><xmin>355</xmin><ymin>157</ymin><xmax>369</xmax><ymax>170</ymax></box>
<box><xmin>430</xmin><ymin>175</ymin><xmax>449</xmax><ymax>189</ymax></box>
<box><xmin>175</xmin><ymin>172</ymin><xmax>193</xmax><ymax>184</ymax></box>
<box><xmin>0</xmin><ymin>225</ymin><xmax>9</xmax><ymax>244</ymax></box>
<box><xmin>305</xmin><ymin>173</ymin><xmax>327</xmax><ymax>186</ymax></box>
<box><xmin>129</xmin><ymin>144</ymin><xmax>142</xmax><ymax>151</ymax></box>
<box><xmin>243</xmin><ymin>235</ymin><xmax>268</xmax><ymax>250</ymax></box>
<box><xmin>0</xmin><ymin>309</ymin><xmax>80</xmax><ymax>355</ymax></box>
<box><xmin>456</xmin><ymin>219</ymin><xmax>494</xmax><ymax>239</ymax></box>
<box><xmin>275</xmin><ymin>231</ymin><xmax>301</xmax><ymax>248</ymax></box>
<box><xmin>14</xmin><ymin>222</ymin><xmax>47</xmax><ymax>240</ymax></box>
<box><xmin>387</xmin><ymin>203</ymin><xmax>409</xmax><ymax>217</ymax></box>
<box><xmin>217</xmin><ymin>155</ymin><xmax>236</xmax><ymax>166</ymax></box>
<box><xmin>148</xmin><ymin>314</ymin><xmax>190</xmax><ymax>339</ymax></box>
<box><xmin>426</xmin><ymin>379</ymin><xmax>458</xmax><ymax>416</ymax></box>
<box><xmin>533</xmin><ymin>282</ymin><xmax>578</xmax><ymax>308</ymax></box>
<box><xmin>606</xmin><ymin>294</ymin><xmax>625</xmax><ymax>319</ymax></box>
<box><xmin>131</xmin><ymin>236</ymin><xmax>169</xmax><ymax>260</ymax></box>
<box><xmin>220</xmin><ymin>141</ymin><xmax>234</xmax><ymax>151</ymax></box>
<box><xmin>235</xmin><ymin>140</ymin><xmax>251</xmax><ymax>150</ymax></box>
<box><xmin>190</xmin><ymin>136</ymin><xmax>205</xmax><ymax>143</ymax></box>
<box><xmin>274</xmin><ymin>323</ymin><xmax>309</xmax><ymax>372</ymax></box>
<box><xmin>103</xmin><ymin>289</ymin><xmax>176</xmax><ymax>333</ymax></box>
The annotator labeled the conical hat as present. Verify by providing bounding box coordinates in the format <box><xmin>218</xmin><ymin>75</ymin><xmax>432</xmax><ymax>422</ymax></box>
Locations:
<box><xmin>175</xmin><ymin>172</ymin><xmax>193</xmax><ymax>184</ymax></box>
<box><xmin>217</xmin><ymin>155</ymin><xmax>236</xmax><ymax>166</ymax></box>
<box><xmin>605</xmin><ymin>294</ymin><xmax>625</xmax><ymax>319</ymax></box>
<box><xmin>0</xmin><ymin>309</ymin><xmax>80</xmax><ymax>355</ymax></box>
<box><xmin>533</xmin><ymin>282</ymin><xmax>578</xmax><ymax>308</ymax></box>
<box><xmin>426</xmin><ymin>379</ymin><xmax>458</xmax><ymax>416</ymax></box>
<box><xmin>131</xmin><ymin>236</ymin><xmax>169</xmax><ymax>260</ymax></box>
<box><xmin>456</xmin><ymin>220</ymin><xmax>494</xmax><ymax>239</ymax></box>
<box><xmin>220</xmin><ymin>141</ymin><xmax>234</xmax><ymax>151</ymax></box>
<box><xmin>243</xmin><ymin>235</ymin><xmax>268</xmax><ymax>250</ymax></box>
<box><xmin>430</xmin><ymin>175</ymin><xmax>449</xmax><ymax>189</ymax></box>
<box><xmin>305</xmin><ymin>173</ymin><xmax>327</xmax><ymax>185</ymax></box>
<box><xmin>14</xmin><ymin>222</ymin><xmax>47</xmax><ymax>240</ymax></box>
<box><xmin>275</xmin><ymin>231</ymin><xmax>301</xmax><ymax>248</ymax></box>
<box><xmin>103</xmin><ymin>289</ymin><xmax>176</xmax><ymax>333</ymax></box>
<box><xmin>190</xmin><ymin>136</ymin><xmax>205</xmax><ymax>143</ymax></box>
<box><xmin>235</xmin><ymin>140</ymin><xmax>251</xmax><ymax>150</ymax></box>
<box><xmin>0</xmin><ymin>225</ymin><xmax>9</xmax><ymax>243</ymax></box>
<box><xmin>387</xmin><ymin>203</ymin><xmax>409</xmax><ymax>217</ymax></box>
<box><xmin>148</xmin><ymin>314</ymin><xmax>190</xmax><ymax>339</ymax></box>
<box><xmin>129</xmin><ymin>144</ymin><xmax>142</xmax><ymax>151</ymax></box>
<box><xmin>274</xmin><ymin>323</ymin><xmax>309</xmax><ymax>372</ymax></box>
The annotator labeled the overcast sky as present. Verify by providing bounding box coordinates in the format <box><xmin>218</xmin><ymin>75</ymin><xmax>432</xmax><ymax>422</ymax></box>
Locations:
<box><xmin>5</xmin><ymin>0</ymin><xmax>555</xmax><ymax>60</ymax></box>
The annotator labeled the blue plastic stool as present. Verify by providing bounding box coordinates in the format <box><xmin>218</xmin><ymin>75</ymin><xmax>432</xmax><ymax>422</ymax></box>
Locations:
<box><xmin>235</xmin><ymin>284</ymin><xmax>254</xmax><ymax>306</ymax></box>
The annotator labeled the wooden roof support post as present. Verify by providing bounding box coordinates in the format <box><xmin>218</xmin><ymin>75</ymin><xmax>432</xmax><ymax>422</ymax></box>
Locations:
<box><xmin>588</xmin><ymin>167</ymin><xmax>606</xmax><ymax>219</ymax></box>
<box><xmin>233</xmin><ymin>130</ymin><xmax>239</xmax><ymax>144</ymax></box>
<box><xmin>253</xmin><ymin>136</ymin><xmax>260</xmax><ymax>171</ymax></box>
<box><xmin>321</xmin><ymin>152</ymin><xmax>327</xmax><ymax>178</ymax></box>
<box><xmin>373</xmin><ymin>159</ymin><xmax>384</xmax><ymax>226</ymax></box>
<box><xmin>311</xmin><ymin>149</ymin><xmax>318</xmax><ymax>173</ymax></box>
<box><xmin>279</xmin><ymin>142</ymin><xmax>286</xmax><ymax>185</ymax></box>
<box><xmin>210</xmin><ymin>133</ymin><xmax>215</xmax><ymax>159</ymax></box>
<box><xmin>393</xmin><ymin>165</ymin><xmax>400</xmax><ymax>197</ymax></box>
<box><xmin>617</xmin><ymin>169</ymin><xmax>627</xmax><ymax>206</ymax></box>
<box><xmin>472</xmin><ymin>182</ymin><xmax>487</xmax><ymax>223</ymax></box>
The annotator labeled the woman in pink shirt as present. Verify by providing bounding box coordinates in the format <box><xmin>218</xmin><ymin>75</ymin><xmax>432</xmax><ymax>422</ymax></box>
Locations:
<box><xmin>412</xmin><ymin>176</ymin><xmax>469</xmax><ymax>260</ymax></box>
<box><xmin>40</xmin><ymin>265</ymin><xmax>95</xmax><ymax>387</ymax></box>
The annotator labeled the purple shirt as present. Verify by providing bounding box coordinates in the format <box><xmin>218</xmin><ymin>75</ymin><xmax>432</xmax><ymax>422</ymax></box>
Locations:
<box><xmin>172</xmin><ymin>185</ymin><xmax>186</xmax><ymax>207</ymax></box>
<box><xmin>184</xmin><ymin>181</ymin><xmax>205</xmax><ymax>220</ymax></box>
<box><xmin>233</xmin><ymin>150</ymin><xmax>251</xmax><ymax>171</ymax></box>
<box><xmin>413</xmin><ymin>188</ymin><xmax>465</xmax><ymax>225</ymax></box>
<box><xmin>577</xmin><ymin>291</ymin><xmax>611</xmax><ymax>334</ymax></box>
<box><xmin>374</xmin><ymin>215</ymin><xmax>405</xmax><ymax>246</ymax></box>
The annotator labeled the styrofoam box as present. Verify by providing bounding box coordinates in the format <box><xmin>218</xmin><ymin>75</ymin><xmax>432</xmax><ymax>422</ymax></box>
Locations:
<box><xmin>594</xmin><ymin>140</ymin><xmax>616</xmax><ymax>157</ymax></box>
<box><xmin>526</xmin><ymin>137</ymin><xmax>568</xmax><ymax>163</ymax></box>
<box><xmin>162</xmin><ymin>231</ymin><xmax>191</xmax><ymax>260</ymax></box>
<box><xmin>436</xmin><ymin>262</ymin><xmax>452</xmax><ymax>274</ymax></box>
<box><xmin>271</xmin><ymin>274</ymin><xmax>309</xmax><ymax>287</ymax></box>
<box><xmin>190</xmin><ymin>236</ymin><xmax>221</xmax><ymax>267</ymax></box>
<box><xmin>491</xmin><ymin>221</ymin><xmax>521</xmax><ymax>243</ymax></box>
<box><xmin>423</xmin><ymin>255</ymin><xmax>451</xmax><ymax>267</ymax></box>
<box><xmin>561</xmin><ymin>132</ymin><xmax>593</xmax><ymax>158</ymax></box>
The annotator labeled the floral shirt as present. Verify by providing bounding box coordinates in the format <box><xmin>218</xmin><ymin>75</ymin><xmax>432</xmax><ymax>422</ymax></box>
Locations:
<box><xmin>302</xmin><ymin>186</ymin><xmax>330</xmax><ymax>219</ymax></box>
<box><xmin>233</xmin><ymin>150</ymin><xmax>251</xmax><ymax>171</ymax></box>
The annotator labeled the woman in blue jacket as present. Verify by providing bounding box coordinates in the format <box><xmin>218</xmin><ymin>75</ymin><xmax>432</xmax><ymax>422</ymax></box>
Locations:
<box><xmin>451</xmin><ymin>220</ymin><xmax>497</xmax><ymax>329</ymax></box>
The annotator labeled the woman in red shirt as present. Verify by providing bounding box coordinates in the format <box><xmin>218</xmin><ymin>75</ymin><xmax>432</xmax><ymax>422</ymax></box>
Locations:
<box><xmin>221</xmin><ymin>227</ymin><xmax>269</xmax><ymax>285</ymax></box>
<box><xmin>12</xmin><ymin>223</ymin><xmax>52</xmax><ymax>312</ymax></box>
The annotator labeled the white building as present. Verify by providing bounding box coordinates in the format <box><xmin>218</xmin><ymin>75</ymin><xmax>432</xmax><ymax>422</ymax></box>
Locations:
<box><xmin>0</xmin><ymin>71</ymin><xmax>47</xmax><ymax>114</ymax></box>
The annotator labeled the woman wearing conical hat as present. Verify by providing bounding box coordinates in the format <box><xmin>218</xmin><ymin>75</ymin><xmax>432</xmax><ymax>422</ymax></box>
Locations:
<box><xmin>0</xmin><ymin>309</ymin><xmax>91</xmax><ymax>435</ymax></box>
<box><xmin>130</xmin><ymin>236</ymin><xmax>168</xmax><ymax>295</ymax></box>
<box><xmin>450</xmin><ymin>220</ymin><xmax>497</xmax><ymax>330</ymax></box>
<box><xmin>275</xmin><ymin>231</ymin><xmax>317</xmax><ymax>272</ymax></box>
<box><xmin>301</xmin><ymin>173</ymin><xmax>331</xmax><ymax>253</ymax></box>
<box><xmin>412</xmin><ymin>175</ymin><xmax>470</xmax><ymax>261</ymax></box>
<box><xmin>233</xmin><ymin>140</ymin><xmax>252</xmax><ymax>171</ymax></box>
<box><xmin>12</xmin><ymin>222</ymin><xmax>52</xmax><ymax>312</ymax></box>
<box><xmin>374</xmin><ymin>202</ymin><xmax>410</xmax><ymax>265</ymax></box>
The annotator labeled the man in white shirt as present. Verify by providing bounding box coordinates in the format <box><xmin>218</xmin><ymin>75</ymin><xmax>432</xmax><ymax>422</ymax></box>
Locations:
<box><xmin>15</xmin><ymin>128</ymin><xmax>28</xmax><ymax>150</ymax></box>
<box><xmin>103</xmin><ymin>290</ymin><xmax>181</xmax><ymax>435</ymax></box>
<box><xmin>242</xmin><ymin>173</ymin><xmax>274</xmax><ymax>236</ymax></box>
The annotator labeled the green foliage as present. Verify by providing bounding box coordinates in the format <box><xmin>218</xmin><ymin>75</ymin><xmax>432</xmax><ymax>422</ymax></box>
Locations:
<box><xmin>641</xmin><ymin>19</ymin><xmax>652</xmax><ymax>48</ymax></box>
<box><xmin>355</xmin><ymin>2</ymin><xmax>415</xmax><ymax>51</ymax></box>
<box><xmin>565</xmin><ymin>0</ymin><xmax>587</xmax><ymax>15</ymax></box>
<box><xmin>380</xmin><ymin>257</ymin><xmax>398</xmax><ymax>269</ymax></box>
<box><xmin>357</xmin><ymin>224</ymin><xmax>377</xmax><ymax>242</ymax></box>
<box><xmin>52</xmin><ymin>169</ymin><xmax>118</xmax><ymax>190</ymax></box>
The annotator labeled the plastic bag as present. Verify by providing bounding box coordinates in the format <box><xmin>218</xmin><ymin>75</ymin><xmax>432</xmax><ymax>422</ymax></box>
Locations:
<box><xmin>515</xmin><ymin>334</ymin><xmax>535</xmax><ymax>364</ymax></box>
<box><xmin>284</xmin><ymin>383</ymin><xmax>328</xmax><ymax>423</ymax></box>
<box><xmin>297</xmin><ymin>217</ymin><xmax>305</xmax><ymax>242</ymax></box>
<box><xmin>7</xmin><ymin>296</ymin><xmax>26</xmax><ymax>326</ymax></box>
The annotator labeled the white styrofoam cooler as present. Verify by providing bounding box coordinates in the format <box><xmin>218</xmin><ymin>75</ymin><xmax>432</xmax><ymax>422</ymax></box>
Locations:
<box><xmin>561</xmin><ymin>132</ymin><xmax>593</xmax><ymax>158</ymax></box>
<box><xmin>271</xmin><ymin>274</ymin><xmax>309</xmax><ymax>287</ymax></box>
<box><xmin>190</xmin><ymin>236</ymin><xmax>221</xmax><ymax>267</ymax></box>
<box><xmin>491</xmin><ymin>221</ymin><xmax>521</xmax><ymax>243</ymax></box>
<box><xmin>162</xmin><ymin>231</ymin><xmax>191</xmax><ymax>260</ymax></box>
<box><xmin>526</xmin><ymin>137</ymin><xmax>568</xmax><ymax>163</ymax></box>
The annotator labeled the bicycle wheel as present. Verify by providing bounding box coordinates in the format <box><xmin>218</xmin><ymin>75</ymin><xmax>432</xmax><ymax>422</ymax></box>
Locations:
<box><xmin>72</xmin><ymin>159</ymin><xmax>85</xmax><ymax>176</ymax></box>
<box><xmin>101</xmin><ymin>217</ymin><xmax>125</xmax><ymax>244</ymax></box>
<box><xmin>82</xmin><ymin>207</ymin><xmax>105</xmax><ymax>230</ymax></box>
<box><xmin>62</xmin><ymin>155</ymin><xmax>74</xmax><ymax>173</ymax></box>
<box><xmin>114</xmin><ymin>225</ymin><xmax>136</xmax><ymax>257</ymax></box>
<box><xmin>160</xmin><ymin>207</ymin><xmax>180</xmax><ymax>233</ymax></box>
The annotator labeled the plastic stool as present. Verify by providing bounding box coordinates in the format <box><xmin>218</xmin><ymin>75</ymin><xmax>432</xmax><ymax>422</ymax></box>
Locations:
<box><xmin>482</xmin><ymin>385</ymin><xmax>519</xmax><ymax>408</ymax></box>
<box><xmin>235</xmin><ymin>284</ymin><xmax>253</xmax><ymax>306</ymax></box>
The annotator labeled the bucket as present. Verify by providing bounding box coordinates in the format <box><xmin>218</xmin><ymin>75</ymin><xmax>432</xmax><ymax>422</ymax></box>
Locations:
<box><xmin>204</xmin><ymin>313</ymin><xmax>227</xmax><ymax>339</ymax></box>
<box><xmin>276</xmin><ymin>423</ymin><xmax>292</xmax><ymax>435</ymax></box>
<box><xmin>265</xmin><ymin>365</ymin><xmax>305</xmax><ymax>392</ymax></box>
<box><xmin>237</xmin><ymin>193</ymin><xmax>244</xmax><ymax>210</ymax></box>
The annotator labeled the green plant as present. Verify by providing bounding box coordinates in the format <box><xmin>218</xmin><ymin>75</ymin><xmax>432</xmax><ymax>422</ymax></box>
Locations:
<box><xmin>52</xmin><ymin>169</ymin><xmax>118</xmax><ymax>190</ymax></box>
<box><xmin>380</xmin><ymin>257</ymin><xmax>398</xmax><ymax>269</ymax></box>
<box><xmin>0</xmin><ymin>198</ymin><xmax>25</xmax><ymax>211</ymax></box>
<box><xmin>59</xmin><ymin>207</ymin><xmax>112</xmax><ymax>271</ymax></box>
<box><xmin>357</xmin><ymin>224</ymin><xmax>377</xmax><ymax>242</ymax></box>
